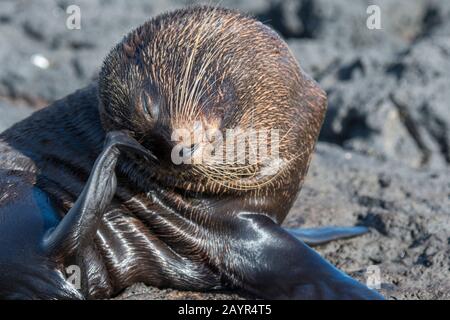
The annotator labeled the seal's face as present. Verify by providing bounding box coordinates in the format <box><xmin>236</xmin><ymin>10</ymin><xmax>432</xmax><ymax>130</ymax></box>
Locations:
<box><xmin>99</xmin><ymin>7</ymin><xmax>327</xmax><ymax>193</ymax></box>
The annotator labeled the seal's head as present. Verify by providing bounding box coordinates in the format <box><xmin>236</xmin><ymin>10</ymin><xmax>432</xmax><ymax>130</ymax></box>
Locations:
<box><xmin>99</xmin><ymin>6</ymin><xmax>326</xmax><ymax>195</ymax></box>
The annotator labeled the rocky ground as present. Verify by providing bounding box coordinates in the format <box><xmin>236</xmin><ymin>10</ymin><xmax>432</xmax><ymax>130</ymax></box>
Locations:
<box><xmin>0</xmin><ymin>0</ymin><xmax>449</xmax><ymax>299</ymax></box>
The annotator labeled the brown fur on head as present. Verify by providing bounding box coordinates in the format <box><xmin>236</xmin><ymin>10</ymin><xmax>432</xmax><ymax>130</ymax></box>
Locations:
<box><xmin>98</xmin><ymin>6</ymin><xmax>327</xmax><ymax>195</ymax></box>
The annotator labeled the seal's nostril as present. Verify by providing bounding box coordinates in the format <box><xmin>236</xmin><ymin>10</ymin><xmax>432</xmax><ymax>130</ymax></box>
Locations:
<box><xmin>182</xmin><ymin>144</ymin><xmax>197</xmax><ymax>157</ymax></box>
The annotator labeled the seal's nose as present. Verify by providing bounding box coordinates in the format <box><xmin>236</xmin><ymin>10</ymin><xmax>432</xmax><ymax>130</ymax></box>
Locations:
<box><xmin>181</xmin><ymin>143</ymin><xmax>198</xmax><ymax>158</ymax></box>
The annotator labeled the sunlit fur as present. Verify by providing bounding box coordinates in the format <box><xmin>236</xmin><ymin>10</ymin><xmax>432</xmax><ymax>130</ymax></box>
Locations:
<box><xmin>0</xmin><ymin>6</ymin><xmax>328</xmax><ymax>299</ymax></box>
<box><xmin>99</xmin><ymin>6</ymin><xmax>327</xmax><ymax>195</ymax></box>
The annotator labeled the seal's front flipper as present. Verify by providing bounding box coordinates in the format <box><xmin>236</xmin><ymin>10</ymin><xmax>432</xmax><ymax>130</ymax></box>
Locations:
<box><xmin>221</xmin><ymin>213</ymin><xmax>383</xmax><ymax>299</ymax></box>
<box><xmin>42</xmin><ymin>130</ymin><xmax>155</xmax><ymax>255</ymax></box>
<box><xmin>285</xmin><ymin>226</ymin><xmax>369</xmax><ymax>246</ymax></box>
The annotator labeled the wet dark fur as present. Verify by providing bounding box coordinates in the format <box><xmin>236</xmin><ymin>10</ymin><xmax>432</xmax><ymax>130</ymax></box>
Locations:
<box><xmin>0</xmin><ymin>7</ymin><xmax>327</xmax><ymax>299</ymax></box>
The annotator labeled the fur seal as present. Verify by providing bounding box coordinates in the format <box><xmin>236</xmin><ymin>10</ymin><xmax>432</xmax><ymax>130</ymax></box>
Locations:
<box><xmin>0</xmin><ymin>6</ymin><xmax>382</xmax><ymax>299</ymax></box>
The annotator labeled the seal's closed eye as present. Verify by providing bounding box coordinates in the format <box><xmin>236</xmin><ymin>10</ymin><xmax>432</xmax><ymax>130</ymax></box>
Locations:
<box><xmin>140</xmin><ymin>90</ymin><xmax>159</xmax><ymax>120</ymax></box>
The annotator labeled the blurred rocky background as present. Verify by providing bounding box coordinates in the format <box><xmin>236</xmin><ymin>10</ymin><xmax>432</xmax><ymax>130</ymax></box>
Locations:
<box><xmin>0</xmin><ymin>0</ymin><xmax>448</xmax><ymax>299</ymax></box>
